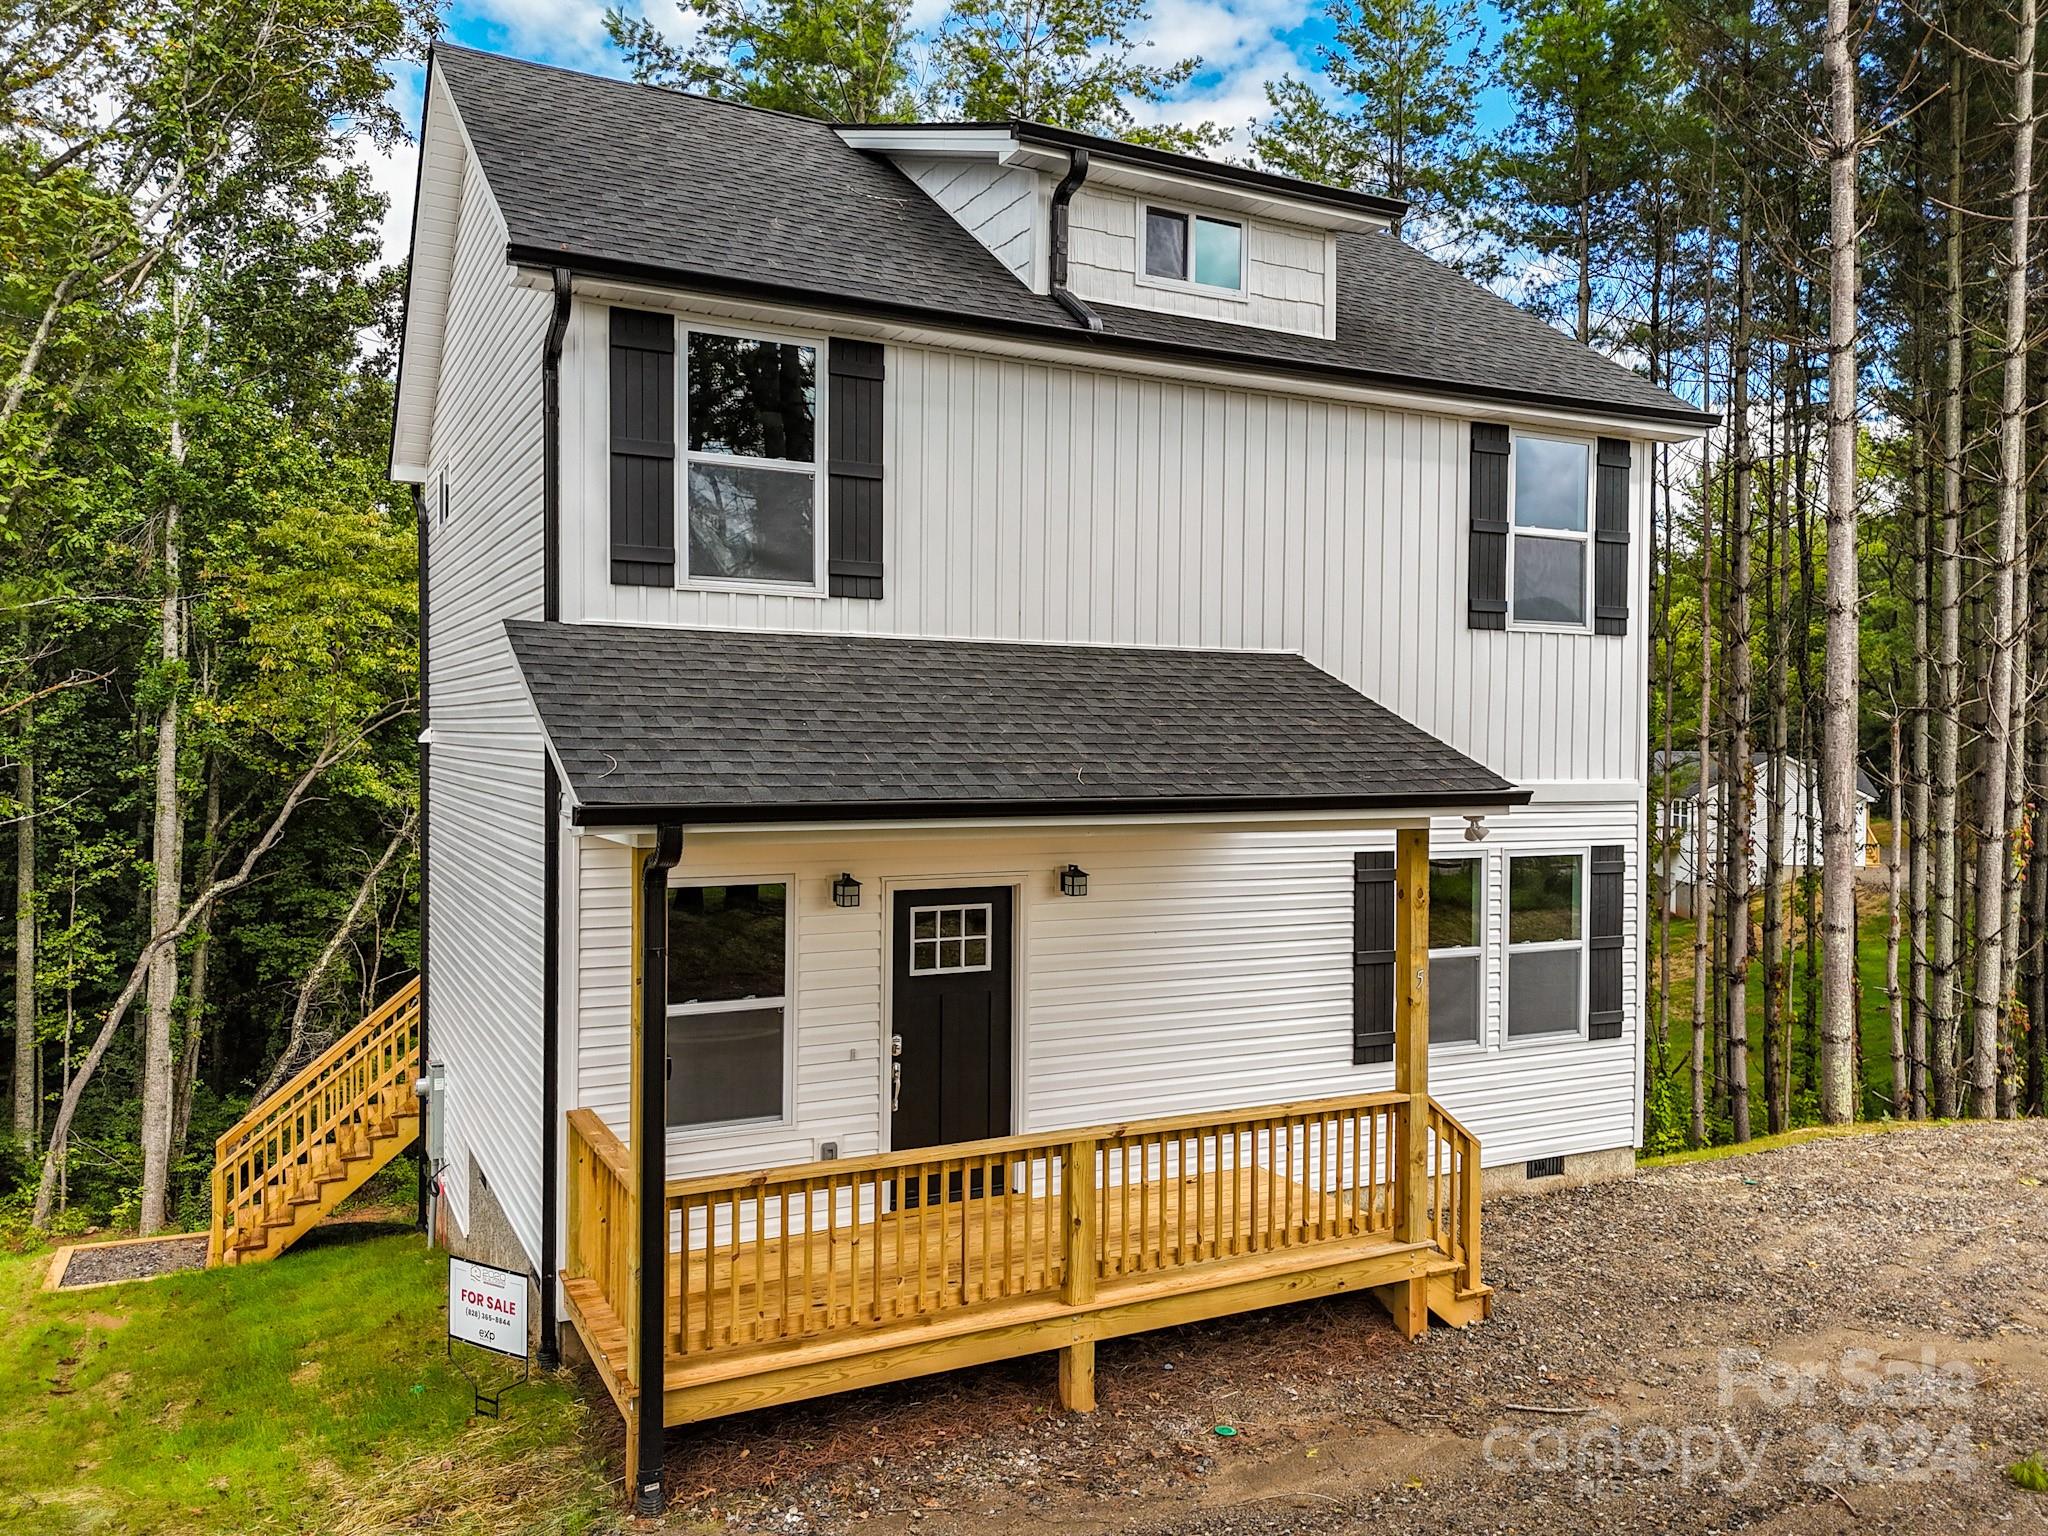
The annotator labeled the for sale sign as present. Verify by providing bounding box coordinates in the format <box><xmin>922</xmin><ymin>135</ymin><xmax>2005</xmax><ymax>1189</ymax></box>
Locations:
<box><xmin>448</xmin><ymin>1257</ymin><xmax>528</xmax><ymax>1360</ymax></box>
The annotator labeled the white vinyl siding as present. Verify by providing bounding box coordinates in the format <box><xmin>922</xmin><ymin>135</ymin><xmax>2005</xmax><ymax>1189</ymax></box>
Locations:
<box><xmin>1064</xmin><ymin>189</ymin><xmax>1330</xmax><ymax>336</ymax></box>
<box><xmin>422</xmin><ymin>143</ymin><xmax>553</xmax><ymax>1257</ymax></box>
<box><xmin>569</xmin><ymin>802</ymin><xmax>1644</xmax><ymax>1181</ymax></box>
<box><xmin>569</xmin><ymin>319</ymin><xmax>1649</xmax><ymax>788</ymax></box>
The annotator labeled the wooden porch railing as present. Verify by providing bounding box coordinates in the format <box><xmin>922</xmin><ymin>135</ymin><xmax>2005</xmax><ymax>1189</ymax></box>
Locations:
<box><xmin>208</xmin><ymin>975</ymin><xmax>421</xmax><ymax>1265</ymax></box>
<box><xmin>564</xmin><ymin>1089</ymin><xmax>1478</xmax><ymax>1371</ymax></box>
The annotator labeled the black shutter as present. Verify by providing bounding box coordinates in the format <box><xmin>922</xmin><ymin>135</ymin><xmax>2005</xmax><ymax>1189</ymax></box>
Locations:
<box><xmin>1593</xmin><ymin>437</ymin><xmax>1632</xmax><ymax>635</ymax></box>
<box><xmin>1588</xmin><ymin>844</ymin><xmax>1625</xmax><ymax>1039</ymax></box>
<box><xmin>609</xmin><ymin>308</ymin><xmax>675</xmax><ymax>586</ymax></box>
<box><xmin>827</xmin><ymin>339</ymin><xmax>885</xmax><ymax>599</ymax></box>
<box><xmin>1468</xmin><ymin>423</ymin><xmax>1509</xmax><ymax>630</ymax></box>
<box><xmin>1353</xmin><ymin>851</ymin><xmax>1396</xmax><ymax>1064</ymax></box>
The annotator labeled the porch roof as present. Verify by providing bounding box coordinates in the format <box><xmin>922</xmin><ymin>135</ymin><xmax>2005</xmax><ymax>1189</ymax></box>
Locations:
<box><xmin>506</xmin><ymin>621</ymin><xmax>1528</xmax><ymax>826</ymax></box>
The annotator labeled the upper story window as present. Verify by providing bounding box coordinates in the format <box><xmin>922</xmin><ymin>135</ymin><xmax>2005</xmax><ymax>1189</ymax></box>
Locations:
<box><xmin>1509</xmin><ymin>434</ymin><xmax>1594</xmax><ymax>629</ymax></box>
<box><xmin>1142</xmin><ymin>205</ymin><xmax>1244</xmax><ymax>294</ymax></box>
<box><xmin>684</xmin><ymin>328</ymin><xmax>823</xmax><ymax>590</ymax></box>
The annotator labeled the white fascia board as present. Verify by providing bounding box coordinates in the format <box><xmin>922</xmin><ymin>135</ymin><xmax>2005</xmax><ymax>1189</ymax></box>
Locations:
<box><xmin>834</xmin><ymin>125</ymin><xmax>1064</xmax><ymax>173</ymax></box>
<box><xmin>592</xmin><ymin>807</ymin><xmax>1464</xmax><ymax>840</ymax></box>
<box><xmin>1079</xmin><ymin>159</ymin><xmax>1391</xmax><ymax>235</ymax></box>
<box><xmin>524</xmin><ymin>271</ymin><xmax>1711</xmax><ymax>444</ymax></box>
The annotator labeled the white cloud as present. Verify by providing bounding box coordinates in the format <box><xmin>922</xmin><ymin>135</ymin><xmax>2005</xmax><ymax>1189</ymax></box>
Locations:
<box><xmin>453</xmin><ymin>0</ymin><xmax>620</xmax><ymax>68</ymax></box>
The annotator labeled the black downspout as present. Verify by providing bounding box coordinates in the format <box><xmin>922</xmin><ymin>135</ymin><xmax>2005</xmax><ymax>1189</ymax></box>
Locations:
<box><xmin>538</xmin><ymin>266</ymin><xmax>572</xmax><ymax>1369</ymax></box>
<box><xmin>635</xmin><ymin>823</ymin><xmax>685</xmax><ymax>1516</ymax></box>
<box><xmin>413</xmin><ymin>482</ymin><xmax>431</xmax><ymax>1236</ymax></box>
<box><xmin>1049</xmin><ymin>148</ymin><xmax>1103</xmax><ymax>332</ymax></box>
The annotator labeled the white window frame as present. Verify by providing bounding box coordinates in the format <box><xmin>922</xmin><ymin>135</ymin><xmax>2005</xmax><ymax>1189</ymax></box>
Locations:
<box><xmin>1427</xmin><ymin>854</ymin><xmax>1486</xmax><ymax>1054</ymax></box>
<box><xmin>1502</xmin><ymin>849</ymin><xmax>1588</xmax><ymax>1046</ymax></box>
<box><xmin>1135</xmin><ymin>202</ymin><xmax>1249</xmax><ymax>300</ymax></box>
<box><xmin>663</xmin><ymin>876</ymin><xmax>798</xmax><ymax>1136</ymax></box>
<box><xmin>1506</xmin><ymin>430</ymin><xmax>1597</xmax><ymax>633</ymax></box>
<box><xmin>676</xmin><ymin>319</ymin><xmax>830</xmax><ymax>599</ymax></box>
<box><xmin>906</xmin><ymin>902</ymin><xmax>995</xmax><ymax>976</ymax></box>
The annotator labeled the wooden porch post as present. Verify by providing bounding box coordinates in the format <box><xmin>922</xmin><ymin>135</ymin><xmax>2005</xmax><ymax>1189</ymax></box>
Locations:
<box><xmin>1057</xmin><ymin>1136</ymin><xmax>1099</xmax><ymax>1411</ymax></box>
<box><xmin>626</xmin><ymin>824</ymin><xmax>683</xmax><ymax>1515</ymax></box>
<box><xmin>1387</xmin><ymin>825</ymin><xmax>1431</xmax><ymax>1338</ymax></box>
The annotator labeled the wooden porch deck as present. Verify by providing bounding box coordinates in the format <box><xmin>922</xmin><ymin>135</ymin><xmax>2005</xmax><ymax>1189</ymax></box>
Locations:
<box><xmin>563</xmin><ymin>1089</ymin><xmax>1486</xmax><ymax>1430</ymax></box>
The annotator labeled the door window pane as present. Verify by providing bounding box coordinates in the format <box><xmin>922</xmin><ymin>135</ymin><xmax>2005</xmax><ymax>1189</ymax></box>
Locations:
<box><xmin>1513</xmin><ymin>534</ymin><xmax>1587</xmax><ymax>625</ymax></box>
<box><xmin>669</xmin><ymin>883</ymin><xmax>786</xmax><ymax>1004</ymax></box>
<box><xmin>1193</xmin><ymin>216</ymin><xmax>1242</xmax><ymax>289</ymax></box>
<box><xmin>666</xmin><ymin>1005</ymin><xmax>783</xmax><ymax>1126</ymax></box>
<box><xmin>688</xmin><ymin>461</ymin><xmax>815</xmax><ymax>584</ymax></box>
<box><xmin>1145</xmin><ymin>208</ymin><xmax>1187</xmax><ymax>279</ymax></box>
<box><xmin>1429</xmin><ymin>952</ymin><xmax>1482</xmax><ymax>1045</ymax></box>
<box><xmin>1508</xmin><ymin>856</ymin><xmax>1581</xmax><ymax>944</ymax></box>
<box><xmin>687</xmin><ymin>333</ymin><xmax>816</xmax><ymax>461</ymax></box>
<box><xmin>1513</xmin><ymin>436</ymin><xmax>1590</xmax><ymax>531</ymax></box>
<box><xmin>1508</xmin><ymin>949</ymin><xmax>1582</xmax><ymax>1037</ymax></box>
<box><xmin>909</xmin><ymin>903</ymin><xmax>994</xmax><ymax>975</ymax></box>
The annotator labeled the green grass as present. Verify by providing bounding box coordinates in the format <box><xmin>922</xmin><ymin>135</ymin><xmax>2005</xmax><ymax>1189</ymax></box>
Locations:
<box><xmin>0</xmin><ymin>1228</ymin><xmax>619</xmax><ymax>1535</ymax></box>
<box><xmin>1651</xmin><ymin>900</ymin><xmax>1907</xmax><ymax>1135</ymax></box>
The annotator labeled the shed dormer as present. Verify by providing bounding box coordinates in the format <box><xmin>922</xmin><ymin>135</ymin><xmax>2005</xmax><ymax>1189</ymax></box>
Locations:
<box><xmin>837</xmin><ymin>123</ymin><xmax>1404</xmax><ymax>342</ymax></box>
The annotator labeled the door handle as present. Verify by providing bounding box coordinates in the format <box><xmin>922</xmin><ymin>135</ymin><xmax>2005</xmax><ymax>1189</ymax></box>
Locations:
<box><xmin>890</xmin><ymin>1033</ymin><xmax>902</xmax><ymax>1058</ymax></box>
<box><xmin>891</xmin><ymin>1061</ymin><xmax>901</xmax><ymax>1113</ymax></box>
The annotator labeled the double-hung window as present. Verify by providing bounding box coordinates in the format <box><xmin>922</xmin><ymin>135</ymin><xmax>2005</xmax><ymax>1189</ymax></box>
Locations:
<box><xmin>1142</xmin><ymin>205</ymin><xmax>1245</xmax><ymax>293</ymax></box>
<box><xmin>1428</xmin><ymin>857</ymin><xmax>1484</xmax><ymax>1047</ymax></box>
<box><xmin>683</xmin><ymin>328</ymin><xmax>823</xmax><ymax>589</ymax></box>
<box><xmin>665</xmin><ymin>883</ymin><xmax>789</xmax><ymax>1128</ymax></box>
<box><xmin>1509</xmin><ymin>434</ymin><xmax>1594</xmax><ymax>627</ymax></box>
<box><xmin>1506</xmin><ymin>854</ymin><xmax>1584</xmax><ymax>1039</ymax></box>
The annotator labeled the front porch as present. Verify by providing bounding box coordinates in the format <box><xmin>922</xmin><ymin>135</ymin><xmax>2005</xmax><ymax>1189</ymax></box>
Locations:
<box><xmin>563</xmin><ymin>1087</ymin><xmax>1484</xmax><ymax>1437</ymax></box>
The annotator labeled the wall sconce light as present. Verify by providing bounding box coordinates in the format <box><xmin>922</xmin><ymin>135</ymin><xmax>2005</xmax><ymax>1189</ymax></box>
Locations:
<box><xmin>1059</xmin><ymin>864</ymin><xmax>1089</xmax><ymax>897</ymax></box>
<box><xmin>832</xmin><ymin>872</ymin><xmax>862</xmax><ymax>908</ymax></box>
<box><xmin>1463</xmin><ymin>815</ymin><xmax>1490</xmax><ymax>843</ymax></box>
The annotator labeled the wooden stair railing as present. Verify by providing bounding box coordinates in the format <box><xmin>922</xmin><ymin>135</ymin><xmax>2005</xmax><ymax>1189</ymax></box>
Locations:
<box><xmin>208</xmin><ymin>975</ymin><xmax>422</xmax><ymax>1266</ymax></box>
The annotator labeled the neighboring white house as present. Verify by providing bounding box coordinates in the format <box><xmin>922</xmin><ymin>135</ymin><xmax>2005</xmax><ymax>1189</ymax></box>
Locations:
<box><xmin>1652</xmin><ymin>750</ymin><xmax>1878</xmax><ymax>915</ymax></box>
<box><xmin>390</xmin><ymin>44</ymin><xmax>1712</xmax><ymax>1501</ymax></box>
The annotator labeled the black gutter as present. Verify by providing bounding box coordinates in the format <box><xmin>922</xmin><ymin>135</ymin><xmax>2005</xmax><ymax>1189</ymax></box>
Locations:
<box><xmin>634</xmin><ymin>823</ymin><xmax>685</xmax><ymax>1516</ymax></box>
<box><xmin>413</xmin><ymin>482</ymin><xmax>431</xmax><ymax>1236</ymax></box>
<box><xmin>536</xmin><ymin>266</ymin><xmax>572</xmax><ymax>1370</ymax></box>
<box><xmin>503</xmin><ymin>245</ymin><xmax>1719</xmax><ymax>429</ymax></box>
<box><xmin>1048</xmin><ymin>149</ymin><xmax>1102</xmax><ymax>332</ymax></box>
<box><xmin>570</xmin><ymin>788</ymin><xmax>1533</xmax><ymax>829</ymax></box>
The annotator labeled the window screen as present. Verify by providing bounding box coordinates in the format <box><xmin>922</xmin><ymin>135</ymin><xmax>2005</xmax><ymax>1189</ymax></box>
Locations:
<box><xmin>667</xmin><ymin>884</ymin><xmax>788</xmax><ymax>1127</ymax></box>
<box><xmin>1145</xmin><ymin>208</ymin><xmax>1188</xmax><ymax>280</ymax></box>
<box><xmin>1507</xmin><ymin>854</ymin><xmax>1583</xmax><ymax>1039</ymax></box>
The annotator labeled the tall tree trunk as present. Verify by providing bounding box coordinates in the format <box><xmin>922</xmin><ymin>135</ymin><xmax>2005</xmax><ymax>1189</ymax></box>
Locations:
<box><xmin>1969</xmin><ymin>0</ymin><xmax>2033</xmax><ymax>1119</ymax></box>
<box><xmin>138</xmin><ymin>285</ymin><xmax>189</xmax><ymax>1233</ymax></box>
<box><xmin>1691</xmin><ymin>193</ymin><xmax>1719</xmax><ymax>1146</ymax></box>
<box><xmin>1930</xmin><ymin>57</ymin><xmax>1967</xmax><ymax>1118</ymax></box>
<box><xmin>1724</xmin><ymin>173</ymin><xmax>1757</xmax><ymax>1142</ymax></box>
<box><xmin>1887</xmin><ymin>711</ymin><xmax>1907</xmax><ymax>1114</ymax></box>
<box><xmin>1816</xmin><ymin>0</ymin><xmax>1861</xmax><ymax>1123</ymax></box>
<box><xmin>1763</xmin><ymin>357</ymin><xmax>1791</xmax><ymax>1134</ymax></box>
<box><xmin>1909</xmin><ymin>371</ymin><xmax>1933</xmax><ymax>1118</ymax></box>
<box><xmin>11</xmin><ymin>719</ymin><xmax>33</xmax><ymax>1143</ymax></box>
<box><xmin>169</xmin><ymin>748</ymin><xmax>219</xmax><ymax>1157</ymax></box>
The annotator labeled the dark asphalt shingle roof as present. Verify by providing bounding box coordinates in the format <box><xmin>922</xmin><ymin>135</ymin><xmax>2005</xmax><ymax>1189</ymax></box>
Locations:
<box><xmin>433</xmin><ymin>45</ymin><xmax>1707</xmax><ymax>427</ymax></box>
<box><xmin>507</xmin><ymin>622</ymin><xmax>1526</xmax><ymax>823</ymax></box>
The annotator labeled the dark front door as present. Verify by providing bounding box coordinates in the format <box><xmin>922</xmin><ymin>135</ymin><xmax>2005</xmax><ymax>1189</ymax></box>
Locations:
<box><xmin>890</xmin><ymin>887</ymin><xmax>1014</xmax><ymax>1156</ymax></box>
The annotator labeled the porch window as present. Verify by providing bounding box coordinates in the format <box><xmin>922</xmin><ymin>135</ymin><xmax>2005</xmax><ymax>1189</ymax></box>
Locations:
<box><xmin>684</xmin><ymin>329</ymin><xmax>821</xmax><ymax>588</ymax></box>
<box><xmin>1506</xmin><ymin>853</ymin><xmax>1583</xmax><ymax>1039</ymax></box>
<box><xmin>1509</xmin><ymin>434</ymin><xmax>1592</xmax><ymax>627</ymax></box>
<box><xmin>1428</xmin><ymin>858</ymin><xmax>1483</xmax><ymax>1047</ymax></box>
<box><xmin>666</xmin><ymin>882</ymin><xmax>788</xmax><ymax>1128</ymax></box>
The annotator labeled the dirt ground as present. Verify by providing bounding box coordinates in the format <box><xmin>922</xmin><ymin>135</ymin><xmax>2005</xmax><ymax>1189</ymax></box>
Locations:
<box><xmin>630</xmin><ymin>1121</ymin><xmax>2048</xmax><ymax>1535</ymax></box>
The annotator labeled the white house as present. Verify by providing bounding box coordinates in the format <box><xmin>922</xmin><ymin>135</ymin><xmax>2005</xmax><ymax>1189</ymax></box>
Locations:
<box><xmin>386</xmin><ymin>45</ymin><xmax>1711</xmax><ymax>1507</ymax></box>
<box><xmin>1653</xmin><ymin>750</ymin><xmax>1877</xmax><ymax>915</ymax></box>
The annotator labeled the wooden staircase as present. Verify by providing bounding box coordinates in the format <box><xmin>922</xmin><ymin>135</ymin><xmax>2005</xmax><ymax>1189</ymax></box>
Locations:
<box><xmin>208</xmin><ymin>977</ymin><xmax>422</xmax><ymax>1266</ymax></box>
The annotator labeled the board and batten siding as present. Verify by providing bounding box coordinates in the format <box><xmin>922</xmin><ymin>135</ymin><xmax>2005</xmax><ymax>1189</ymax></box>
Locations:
<box><xmin>893</xmin><ymin>156</ymin><xmax>1044</xmax><ymax>290</ymax></box>
<box><xmin>570</xmin><ymin>803</ymin><xmax>1644</xmax><ymax>1181</ymax></box>
<box><xmin>1064</xmin><ymin>189</ymin><xmax>1331</xmax><ymax>337</ymax></box>
<box><xmin>422</xmin><ymin>144</ymin><xmax>553</xmax><ymax>1259</ymax></box>
<box><xmin>564</xmin><ymin>319</ymin><xmax>1650</xmax><ymax>789</ymax></box>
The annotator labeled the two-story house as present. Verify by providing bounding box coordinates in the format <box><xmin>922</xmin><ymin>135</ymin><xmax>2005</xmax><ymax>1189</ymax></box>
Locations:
<box><xmin>390</xmin><ymin>45</ymin><xmax>1710</xmax><ymax>1508</ymax></box>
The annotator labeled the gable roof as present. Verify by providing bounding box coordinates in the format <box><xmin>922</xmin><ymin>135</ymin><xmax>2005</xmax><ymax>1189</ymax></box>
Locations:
<box><xmin>428</xmin><ymin>45</ymin><xmax>1710</xmax><ymax>429</ymax></box>
<box><xmin>506</xmin><ymin>622</ymin><xmax>1528</xmax><ymax>825</ymax></box>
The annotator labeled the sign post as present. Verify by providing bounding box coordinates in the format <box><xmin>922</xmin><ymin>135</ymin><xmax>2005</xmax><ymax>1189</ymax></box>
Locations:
<box><xmin>447</xmin><ymin>1256</ymin><xmax>531</xmax><ymax>1416</ymax></box>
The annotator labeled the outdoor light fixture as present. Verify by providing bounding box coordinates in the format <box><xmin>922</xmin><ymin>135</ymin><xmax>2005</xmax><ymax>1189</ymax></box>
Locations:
<box><xmin>1059</xmin><ymin>864</ymin><xmax>1089</xmax><ymax>897</ymax></box>
<box><xmin>1463</xmin><ymin>815</ymin><xmax>1490</xmax><ymax>843</ymax></box>
<box><xmin>832</xmin><ymin>872</ymin><xmax>862</xmax><ymax>908</ymax></box>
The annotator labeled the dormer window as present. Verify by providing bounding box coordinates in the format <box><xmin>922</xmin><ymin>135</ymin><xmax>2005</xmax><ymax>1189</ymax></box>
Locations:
<box><xmin>1142</xmin><ymin>206</ymin><xmax>1244</xmax><ymax>294</ymax></box>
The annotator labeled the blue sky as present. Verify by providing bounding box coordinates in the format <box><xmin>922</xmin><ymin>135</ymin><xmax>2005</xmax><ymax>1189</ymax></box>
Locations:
<box><xmin>364</xmin><ymin>0</ymin><xmax>1519</xmax><ymax>267</ymax></box>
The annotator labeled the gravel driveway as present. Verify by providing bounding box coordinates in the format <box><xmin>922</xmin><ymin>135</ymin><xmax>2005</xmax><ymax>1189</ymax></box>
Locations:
<box><xmin>650</xmin><ymin>1121</ymin><xmax>2048</xmax><ymax>1535</ymax></box>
